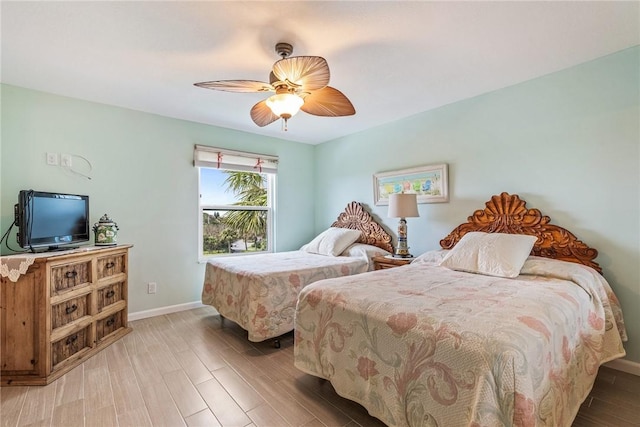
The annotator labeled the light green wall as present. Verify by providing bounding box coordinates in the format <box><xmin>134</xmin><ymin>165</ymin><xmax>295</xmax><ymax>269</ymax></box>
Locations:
<box><xmin>0</xmin><ymin>85</ymin><xmax>316</xmax><ymax>313</ymax></box>
<box><xmin>315</xmin><ymin>47</ymin><xmax>640</xmax><ymax>363</ymax></box>
<box><xmin>2</xmin><ymin>47</ymin><xmax>638</xmax><ymax>364</ymax></box>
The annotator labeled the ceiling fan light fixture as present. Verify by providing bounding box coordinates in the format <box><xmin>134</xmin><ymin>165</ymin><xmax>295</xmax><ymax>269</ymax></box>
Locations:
<box><xmin>266</xmin><ymin>93</ymin><xmax>304</xmax><ymax>119</ymax></box>
<box><xmin>194</xmin><ymin>42</ymin><xmax>354</xmax><ymax>129</ymax></box>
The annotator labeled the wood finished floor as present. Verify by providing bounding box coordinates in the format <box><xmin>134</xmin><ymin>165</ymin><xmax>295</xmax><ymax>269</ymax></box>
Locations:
<box><xmin>1</xmin><ymin>306</ymin><xmax>638</xmax><ymax>427</ymax></box>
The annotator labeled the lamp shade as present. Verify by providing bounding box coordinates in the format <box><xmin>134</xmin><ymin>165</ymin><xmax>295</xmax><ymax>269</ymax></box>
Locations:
<box><xmin>388</xmin><ymin>193</ymin><xmax>419</xmax><ymax>218</ymax></box>
<box><xmin>266</xmin><ymin>93</ymin><xmax>304</xmax><ymax>118</ymax></box>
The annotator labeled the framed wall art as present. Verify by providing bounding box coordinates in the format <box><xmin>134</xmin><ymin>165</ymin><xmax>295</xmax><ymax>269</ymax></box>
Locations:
<box><xmin>373</xmin><ymin>163</ymin><xmax>449</xmax><ymax>205</ymax></box>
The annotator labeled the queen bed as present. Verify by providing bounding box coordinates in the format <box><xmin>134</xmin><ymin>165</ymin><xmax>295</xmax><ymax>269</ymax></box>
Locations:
<box><xmin>294</xmin><ymin>193</ymin><xmax>627</xmax><ymax>427</ymax></box>
<box><xmin>201</xmin><ymin>201</ymin><xmax>393</xmax><ymax>344</ymax></box>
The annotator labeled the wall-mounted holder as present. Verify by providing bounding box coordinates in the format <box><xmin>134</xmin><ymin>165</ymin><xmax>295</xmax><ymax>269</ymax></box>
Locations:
<box><xmin>45</xmin><ymin>152</ymin><xmax>92</xmax><ymax>180</ymax></box>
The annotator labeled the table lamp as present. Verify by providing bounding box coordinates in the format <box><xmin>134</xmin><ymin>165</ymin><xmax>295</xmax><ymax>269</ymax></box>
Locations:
<box><xmin>388</xmin><ymin>193</ymin><xmax>419</xmax><ymax>258</ymax></box>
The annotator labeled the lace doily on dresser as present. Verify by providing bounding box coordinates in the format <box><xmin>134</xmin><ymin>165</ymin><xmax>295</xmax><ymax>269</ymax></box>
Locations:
<box><xmin>1</xmin><ymin>248</ymin><xmax>101</xmax><ymax>282</ymax></box>
<box><xmin>1</xmin><ymin>257</ymin><xmax>36</xmax><ymax>282</ymax></box>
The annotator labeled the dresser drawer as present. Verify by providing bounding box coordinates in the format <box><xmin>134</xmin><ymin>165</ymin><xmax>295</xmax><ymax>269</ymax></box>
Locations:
<box><xmin>96</xmin><ymin>310</ymin><xmax>125</xmax><ymax>342</ymax></box>
<box><xmin>51</xmin><ymin>326</ymin><xmax>91</xmax><ymax>369</ymax></box>
<box><xmin>50</xmin><ymin>261</ymin><xmax>90</xmax><ymax>295</ymax></box>
<box><xmin>97</xmin><ymin>253</ymin><xmax>125</xmax><ymax>279</ymax></box>
<box><xmin>51</xmin><ymin>294</ymin><xmax>90</xmax><ymax>330</ymax></box>
<box><xmin>97</xmin><ymin>282</ymin><xmax>123</xmax><ymax>312</ymax></box>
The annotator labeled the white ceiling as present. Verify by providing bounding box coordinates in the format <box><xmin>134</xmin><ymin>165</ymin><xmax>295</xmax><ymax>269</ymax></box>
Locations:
<box><xmin>1</xmin><ymin>1</ymin><xmax>638</xmax><ymax>145</ymax></box>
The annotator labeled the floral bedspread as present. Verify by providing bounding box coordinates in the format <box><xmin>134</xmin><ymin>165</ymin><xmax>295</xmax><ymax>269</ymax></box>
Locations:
<box><xmin>202</xmin><ymin>251</ymin><xmax>371</xmax><ymax>342</ymax></box>
<box><xmin>294</xmin><ymin>255</ymin><xmax>627</xmax><ymax>427</ymax></box>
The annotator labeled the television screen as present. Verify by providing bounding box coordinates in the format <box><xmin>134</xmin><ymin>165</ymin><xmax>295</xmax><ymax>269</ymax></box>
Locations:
<box><xmin>17</xmin><ymin>190</ymin><xmax>90</xmax><ymax>251</ymax></box>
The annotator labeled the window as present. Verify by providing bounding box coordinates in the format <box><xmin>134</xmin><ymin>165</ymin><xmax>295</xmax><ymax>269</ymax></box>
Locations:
<box><xmin>195</xmin><ymin>145</ymin><xmax>277</xmax><ymax>260</ymax></box>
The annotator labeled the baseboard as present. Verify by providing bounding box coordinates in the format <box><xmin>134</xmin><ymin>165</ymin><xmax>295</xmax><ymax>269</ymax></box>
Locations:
<box><xmin>604</xmin><ymin>358</ymin><xmax>640</xmax><ymax>376</ymax></box>
<box><xmin>128</xmin><ymin>301</ymin><xmax>207</xmax><ymax>321</ymax></box>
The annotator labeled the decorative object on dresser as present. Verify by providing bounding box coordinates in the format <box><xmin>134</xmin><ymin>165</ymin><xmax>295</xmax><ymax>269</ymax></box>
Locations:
<box><xmin>372</xmin><ymin>255</ymin><xmax>412</xmax><ymax>270</ymax></box>
<box><xmin>93</xmin><ymin>213</ymin><xmax>119</xmax><ymax>246</ymax></box>
<box><xmin>373</xmin><ymin>163</ymin><xmax>449</xmax><ymax>205</ymax></box>
<box><xmin>388</xmin><ymin>192</ymin><xmax>419</xmax><ymax>258</ymax></box>
<box><xmin>0</xmin><ymin>245</ymin><xmax>132</xmax><ymax>386</ymax></box>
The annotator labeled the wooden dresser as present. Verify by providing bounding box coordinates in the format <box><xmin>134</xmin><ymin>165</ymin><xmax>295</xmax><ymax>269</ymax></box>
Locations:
<box><xmin>1</xmin><ymin>245</ymin><xmax>132</xmax><ymax>386</ymax></box>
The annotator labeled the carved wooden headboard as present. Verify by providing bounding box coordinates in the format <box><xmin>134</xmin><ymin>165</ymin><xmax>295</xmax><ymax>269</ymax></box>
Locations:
<box><xmin>439</xmin><ymin>192</ymin><xmax>601</xmax><ymax>273</ymax></box>
<box><xmin>331</xmin><ymin>201</ymin><xmax>394</xmax><ymax>253</ymax></box>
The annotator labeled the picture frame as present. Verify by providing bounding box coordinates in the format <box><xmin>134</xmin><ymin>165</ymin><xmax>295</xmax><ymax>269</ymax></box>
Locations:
<box><xmin>373</xmin><ymin>164</ymin><xmax>449</xmax><ymax>205</ymax></box>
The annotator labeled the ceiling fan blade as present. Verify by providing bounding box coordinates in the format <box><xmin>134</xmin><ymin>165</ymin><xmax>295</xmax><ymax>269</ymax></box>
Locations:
<box><xmin>272</xmin><ymin>56</ymin><xmax>330</xmax><ymax>91</ymax></box>
<box><xmin>250</xmin><ymin>100</ymin><xmax>279</xmax><ymax>127</ymax></box>
<box><xmin>194</xmin><ymin>80</ymin><xmax>273</xmax><ymax>93</ymax></box>
<box><xmin>300</xmin><ymin>86</ymin><xmax>356</xmax><ymax>117</ymax></box>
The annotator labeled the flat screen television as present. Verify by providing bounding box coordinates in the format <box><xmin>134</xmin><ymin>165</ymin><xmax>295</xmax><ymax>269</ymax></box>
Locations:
<box><xmin>15</xmin><ymin>190</ymin><xmax>90</xmax><ymax>252</ymax></box>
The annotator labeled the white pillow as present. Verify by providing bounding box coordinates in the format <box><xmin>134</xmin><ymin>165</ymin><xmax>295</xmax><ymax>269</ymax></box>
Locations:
<box><xmin>341</xmin><ymin>243</ymin><xmax>390</xmax><ymax>259</ymax></box>
<box><xmin>411</xmin><ymin>249</ymin><xmax>449</xmax><ymax>266</ymax></box>
<box><xmin>341</xmin><ymin>243</ymin><xmax>391</xmax><ymax>271</ymax></box>
<box><xmin>302</xmin><ymin>227</ymin><xmax>362</xmax><ymax>256</ymax></box>
<box><xmin>439</xmin><ymin>232</ymin><xmax>537</xmax><ymax>278</ymax></box>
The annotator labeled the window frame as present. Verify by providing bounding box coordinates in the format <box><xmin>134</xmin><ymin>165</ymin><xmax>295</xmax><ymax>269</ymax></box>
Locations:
<box><xmin>197</xmin><ymin>167</ymin><xmax>276</xmax><ymax>262</ymax></box>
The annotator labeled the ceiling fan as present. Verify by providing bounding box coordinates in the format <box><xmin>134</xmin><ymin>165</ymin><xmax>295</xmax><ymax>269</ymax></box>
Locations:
<box><xmin>194</xmin><ymin>42</ymin><xmax>355</xmax><ymax>130</ymax></box>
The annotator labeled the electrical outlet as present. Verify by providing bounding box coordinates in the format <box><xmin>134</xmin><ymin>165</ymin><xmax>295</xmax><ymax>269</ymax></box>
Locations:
<box><xmin>61</xmin><ymin>154</ymin><xmax>72</xmax><ymax>167</ymax></box>
<box><xmin>46</xmin><ymin>152</ymin><xmax>59</xmax><ymax>165</ymax></box>
<box><xmin>147</xmin><ymin>282</ymin><xmax>157</xmax><ymax>294</ymax></box>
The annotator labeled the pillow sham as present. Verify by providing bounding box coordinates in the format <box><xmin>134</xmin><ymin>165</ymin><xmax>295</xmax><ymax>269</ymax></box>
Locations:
<box><xmin>341</xmin><ymin>243</ymin><xmax>390</xmax><ymax>259</ymax></box>
<box><xmin>411</xmin><ymin>249</ymin><xmax>449</xmax><ymax>266</ymax></box>
<box><xmin>341</xmin><ymin>243</ymin><xmax>391</xmax><ymax>271</ymax></box>
<box><xmin>439</xmin><ymin>232</ymin><xmax>537</xmax><ymax>278</ymax></box>
<box><xmin>302</xmin><ymin>227</ymin><xmax>362</xmax><ymax>256</ymax></box>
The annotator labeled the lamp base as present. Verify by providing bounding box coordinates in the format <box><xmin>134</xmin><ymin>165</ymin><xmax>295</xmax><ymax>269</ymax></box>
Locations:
<box><xmin>394</xmin><ymin>218</ymin><xmax>412</xmax><ymax>258</ymax></box>
<box><xmin>392</xmin><ymin>253</ymin><xmax>414</xmax><ymax>259</ymax></box>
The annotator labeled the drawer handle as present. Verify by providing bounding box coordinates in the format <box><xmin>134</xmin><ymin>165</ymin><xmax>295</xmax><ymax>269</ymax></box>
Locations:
<box><xmin>105</xmin><ymin>290</ymin><xmax>116</xmax><ymax>298</ymax></box>
<box><xmin>105</xmin><ymin>317</ymin><xmax>115</xmax><ymax>327</ymax></box>
<box><xmin>65</xmin><ymin>304</ymin><xmax>78</xmax><ymax>315</ymax></box>
<box><xmin>105</xmin><ymin>262</ymin><xmax>115</xmax><ymax>269</ymax></box>
<box><xmin>65</xmin><ymin>271</ymin><xmax>78</xmax><ymax>279</ymax></box>
<box><xmin>65</xmin><ymin>334</ymin><xmax>78</xmax><ymax>345</ymax></box>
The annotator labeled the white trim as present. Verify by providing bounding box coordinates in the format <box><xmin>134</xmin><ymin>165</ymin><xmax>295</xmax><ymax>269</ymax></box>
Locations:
<box><xmin>604</xmin><ymin>358</ymin><xmax>640</xmax><ymax>376</ymax></box>
<box><xmin>128</xmin><ymin>301</ymin><xmax>206</xmax><ymax>321</ymax></box>
<box><xmin>197</xmin><ymin>167</ymin><xmax>275</xmax><ymax>260</ymax></box>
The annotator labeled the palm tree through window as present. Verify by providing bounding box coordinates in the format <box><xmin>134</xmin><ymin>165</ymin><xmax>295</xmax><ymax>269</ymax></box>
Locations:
<box><xmin>199</xmin><ymin>168</ymin><xmax>274</xmax><ymax>259</ymax></box>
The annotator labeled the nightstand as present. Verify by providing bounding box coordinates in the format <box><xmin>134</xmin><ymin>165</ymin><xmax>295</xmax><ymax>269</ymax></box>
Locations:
<box><xmin>372</xmin><ymin>255</ymin><xmax>413</xmax><ymax>270</ymax></box>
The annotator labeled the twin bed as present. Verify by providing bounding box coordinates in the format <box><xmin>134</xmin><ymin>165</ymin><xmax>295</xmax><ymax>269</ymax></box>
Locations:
<box><xmin>201</xmin><ymin>201</ymin><xmax>393</xmax><ymax>343</ymax></box>
<box><xmin>293</xmin><ymin>193</ymin><xmax>627</xmax><ymax>427</ymax></box>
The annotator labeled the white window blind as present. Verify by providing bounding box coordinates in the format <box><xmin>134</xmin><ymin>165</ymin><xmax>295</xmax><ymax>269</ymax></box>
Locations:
<box><xmin>194</xmin><ymin>145</ymin><xmax>278</xmax><ymax>174</ymax></box>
